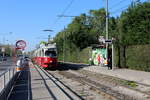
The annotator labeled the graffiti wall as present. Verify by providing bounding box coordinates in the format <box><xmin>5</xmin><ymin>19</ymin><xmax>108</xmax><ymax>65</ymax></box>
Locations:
<box><xmin>91</xmin><ymin>48</ymin><xmax>107</xmax><ymax>66</ymax></box>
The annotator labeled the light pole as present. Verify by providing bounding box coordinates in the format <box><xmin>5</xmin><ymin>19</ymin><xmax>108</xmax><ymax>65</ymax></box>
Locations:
<box><xmin>63</xmin><ymin>30</ymin><xmax>65</xmax><ymax>62</ymax></box>
<box><xmin>0</xmin><ymin>32</ymin><xmax>13</xmax><ymax>60</ymax></box>
<box><xmin>43</xmin><ymin>29</ymin><xmax>53</xmax><ymax>43</ymax></box>
<box><xmin>105</xmin><ymin>0</ymin><xmax>109</xmax><ymax>67</ymax></box>
<box><xmin>0</xmin><ymin>32</ymin><xmax>12</xmax><ymax>45</ymax></box>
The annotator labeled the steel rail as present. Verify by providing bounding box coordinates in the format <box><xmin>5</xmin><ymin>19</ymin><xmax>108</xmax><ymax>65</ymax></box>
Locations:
<box><xmin>35</xmin><ymin>65</ymin><xmax>84</xmax><ymax>100</ymax></box>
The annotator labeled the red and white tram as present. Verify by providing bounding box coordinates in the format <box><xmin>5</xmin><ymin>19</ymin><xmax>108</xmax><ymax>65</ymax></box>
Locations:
<box><xmin>33</xmin><ymin>43</ymin><xmax>58</xmax><ymax>68</ymax></box>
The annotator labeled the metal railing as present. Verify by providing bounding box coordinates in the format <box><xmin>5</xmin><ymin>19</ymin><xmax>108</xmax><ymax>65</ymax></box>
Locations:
<box><xmin>0</xmin><ymin>68</ymin><xmax>16</xmax><ymax>93</ymax></box>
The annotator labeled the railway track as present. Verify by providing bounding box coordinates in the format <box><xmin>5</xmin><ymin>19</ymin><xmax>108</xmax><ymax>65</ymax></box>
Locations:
<box><xmin>34</xmin><ymin>62</ymin><xmax>150</xmax><ymax>100</ymax></box>
<box><xmin>35</xmin><ymin>65</ymin><xmax>119</xmax><ymax>100</ymax></box>
<box><xmin>35</xmin><ymin>65</ymin><xmax>85</xmax><ymax>100</ymax></box>
<box><xmin>46</xmin><ymin>63</ymin><xmax>150</xmax><ymax>100</ymax></box>
<box><xmin>56</xmin><ymin>71</ymin><xmax>130</xmax><ymax>100</ymax></box>
<box><xmin>57</xmin><ymin>63</ymin><xmax>150</xmax><ymax>100</ymax></box>
<box><xmin>7</xmin><ymin>62</ymin><xmax>150</xmax><ymax>100</ymax></box>
<box><xmin>43</xmin><ymin>71</ymin><xmax>119</xmax><ymax>99</ymax></box>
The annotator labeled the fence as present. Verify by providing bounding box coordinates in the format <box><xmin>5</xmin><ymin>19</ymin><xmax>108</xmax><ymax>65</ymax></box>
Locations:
<box><xmin>0</xmin><ymin>68</ymin><xmax>17</xmax><ymax>99</ymax></box>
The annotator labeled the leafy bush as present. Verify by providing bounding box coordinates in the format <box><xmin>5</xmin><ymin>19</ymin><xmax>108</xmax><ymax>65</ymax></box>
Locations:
<box><xmin>126</xmin><ymin>45</ymin><xmax>150</xmax><ymax>71</ymax></box>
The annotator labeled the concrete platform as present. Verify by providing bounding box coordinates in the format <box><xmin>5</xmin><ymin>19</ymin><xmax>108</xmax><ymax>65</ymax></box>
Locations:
<box><xmin>7</xmin><ymin>62</ymin><xmax>82</xmax><ymax>100</ymax></box>
<box><xmin>83</xmin><ymin>65</ymin><xmax>150</xmax><ymax>86</ymax></box>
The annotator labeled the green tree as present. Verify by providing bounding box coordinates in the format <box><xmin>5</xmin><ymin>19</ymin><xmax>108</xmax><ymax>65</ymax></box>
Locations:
<box><xmin>118</xmin><ymin>2</ymin><xmax>150</xmax><ymax>67</ymax></box>
<box><xmin>40</xmin><ymin>41</ymin><xmax>47</xmax><ymax>45</ymax></box>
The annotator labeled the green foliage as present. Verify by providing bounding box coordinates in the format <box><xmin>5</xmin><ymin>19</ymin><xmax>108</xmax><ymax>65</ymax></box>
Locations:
<box><xmin>58</xmin><ymin>46</ymin><xmax>92</xmax><ymax>64</ymax></box>
<box><xmin>115</xmin><ymin>2</ymin><xmax>150</xmax><ymax>68</ymax></box>
<box><xmin>121</xmin><ymin>80</ymin><xmax>138</xmax><ymax>88</ymax></box>
<box><xmin>0</xmin><ymin>45</ymin><xmax>13</xmax><ymax>56</ymax></box>
<box><xmin>40</xmin><ymin>41</ymin><xmax>47</xmax><ymax>45</ymax></box>
<box><xmin>89</xmin><ymin>8</ymin><xmax>106</xmax><ymax>37</ymax></box>
<box><xmin>54</xmin><ymin>8</ymin><xmax>107</xmax><ymax>51</ymax></box>
<box><xmin>126</xmin><ymin>45</ymin><xmax>150</xmax><ymax>71</ymax></box>
<box><xmin>119</xmin><ymin>2</ymin><xmax>150</xmax><ymax>45</ymax></box>
<box><xmin>54</xmin><ymin>2</ymin><xmax>150</xmax><ymax>71</ymax></box>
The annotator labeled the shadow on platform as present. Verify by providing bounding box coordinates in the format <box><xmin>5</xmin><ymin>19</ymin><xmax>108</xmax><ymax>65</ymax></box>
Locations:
<box><xmin>7</xmin><ymin>67</ymin><xmax>32</xmax><ymax>100</ymax></box>
<box><xmin>47</xmin><ymin>62</ymin><xmax>89</xmax><ymax>71</ymax></box>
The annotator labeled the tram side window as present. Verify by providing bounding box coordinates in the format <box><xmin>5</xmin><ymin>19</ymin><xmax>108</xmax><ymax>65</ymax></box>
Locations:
<box><xmin>45</xmin><ymin>51</ymin><xmax>56</xmax><ymax>57</ymax></box>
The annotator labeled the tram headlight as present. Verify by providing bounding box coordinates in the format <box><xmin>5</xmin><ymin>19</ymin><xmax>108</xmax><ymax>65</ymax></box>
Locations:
<box><xmin>49</xmin><ymin>60</ymin><xmax>53</xmax><ymax>63</ymax></box>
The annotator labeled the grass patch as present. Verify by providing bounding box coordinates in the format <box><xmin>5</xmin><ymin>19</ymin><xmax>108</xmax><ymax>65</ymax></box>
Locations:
<box><xmin>120</xmin><ymin>80</ymin><xmax>138</xmax><ymax>88</ymax></box>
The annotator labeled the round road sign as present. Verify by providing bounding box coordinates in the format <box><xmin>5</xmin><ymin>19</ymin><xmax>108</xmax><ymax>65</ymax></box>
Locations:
<box><xmin>16</xmin><ymin>40</ymin><xmax>26</xmax><ymax>50</ymax></box>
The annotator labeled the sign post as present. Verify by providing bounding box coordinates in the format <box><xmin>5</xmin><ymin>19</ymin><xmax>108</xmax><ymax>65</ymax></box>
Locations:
<box><xmin>14</xmin><ymin>40</ymin><xmax>26</xmax><ymax>64</ymax></box>
<box><xmin>105</xmin><ymin>39</ymin><xmax>114</xmax><ymax>70</ymax></box>
<box><xmin>1</xmin><ymin>47</ymin><xmax>5</xmax><ymax>61</ymax></box>
<box><xmin>99</xmin><ymin>37</ymin><xmax>115</xmax><ymax>70</ymax></box>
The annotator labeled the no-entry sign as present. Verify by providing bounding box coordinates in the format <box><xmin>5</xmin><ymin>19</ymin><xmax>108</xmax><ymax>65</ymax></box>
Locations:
<box><xmin>16</xmin><ymin>40</ymin><xmax>26</xmax><ymax>50</ymax></box>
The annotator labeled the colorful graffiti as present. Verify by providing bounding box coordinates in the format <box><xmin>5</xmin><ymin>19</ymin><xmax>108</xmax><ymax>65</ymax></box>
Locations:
<box><xmin>91</xmin><ymin>48</ymin><xmax>107</xmax><ymax>66</ymax></box>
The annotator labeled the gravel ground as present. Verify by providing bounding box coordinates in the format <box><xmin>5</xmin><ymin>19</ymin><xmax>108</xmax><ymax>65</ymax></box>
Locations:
<box><xmin>74</xmin><ymin>70</ymin><xmax>150</xmax><ymax>100</ymax></box>
<box><xmin>47</xmin><ymin>70</ymin><xmax>114</xmax><ymax>100</ymax></box>
<box><xmin>46</xmin><ymin>63</ymin><xmax>150</xmax><ymax>100</ymax></box>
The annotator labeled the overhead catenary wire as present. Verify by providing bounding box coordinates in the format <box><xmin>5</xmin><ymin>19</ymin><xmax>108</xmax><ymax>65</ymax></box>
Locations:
<box><xmin>109</xmin><ymin>0</ymin><xmax>129</xmax><ymax>10</ymax></box>
<box><xmin>110</xmin><ymin>4</ymin><xmax>130</xmax><ymax>14</ymax></box>
<box><xmin>51</xmin><ymin>0</ymin><xmax>75</xmax><ymax>26</ymax></box>
<box><xmin>110</xmin><ymin>0</ymin><xmax>149</xmax><ymax>15</ymax></box>
<box><xmin>143</xmin><ymin>0</ymin><xmax>150</xmax><ymax>2</ymax></box>
<box><xmin>61</xmin><ymin>0</ymin><xmax>75</xmax><ymax>15</ymax></box>
<box><xmin>110</xmin><ymin>8</ymin><xmax>127</xmax><ymax>16</ymax></box>
<box><xmin>108</xmin><ymin>0</ymin><xmax>135</xmax><ymax>16</ymax></box>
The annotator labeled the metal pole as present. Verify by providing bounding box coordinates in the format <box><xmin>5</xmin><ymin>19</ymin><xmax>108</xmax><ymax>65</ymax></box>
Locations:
<box><xmin>28</xmin><ymin>69</ymin><xmax>30</xmax><ymax>100</ymax></box>
<box><xmin>63</xmin><ymin>31</ymin><xmax>65</xmax><ymax>62</ymax></box>
<box><xmin>2</xmin><ymin>52</ymin><xmax>4</xmax><ymax>62</ymax></box>
<box><xmin>112</xmin><ymin>42</ymin><xmax>114</xmax><ymax>70</ymax></box>
<box><xmin>3</xmin><ymin>37</ymin><xmax>5</xmax><ymax>45</ymax></box>
<box><xmin>106</xmin><ymin>0</ymin><xmax>109</xmax><ymax>66</ymax></box>
<box><xmin>13</xmin><ymin>68</ymin><xmax>14</xmax><ymax>76</ymax></box>
<box><xmin>9</xmin><ymin>69</ymin><xmax>10</xmax><ymax>80</ymax></box>
<box><xmin>48</xmin><ymin>35</ymin><xmax>51</xmax><ymax>43</ymax></box>
<box><xmin>43</xmin><ymin>29</ymin><xmax>53</xmax><ymax>44</ymax></box>
<box><xmin>63</xmin><ymin>27</ymin><xmax>66</xmax><ymax>62</ymax></box>
<box><xmin>4</xmin><ymin>73</ymin><xmax>5</xmax><ymax>88</ymax></box>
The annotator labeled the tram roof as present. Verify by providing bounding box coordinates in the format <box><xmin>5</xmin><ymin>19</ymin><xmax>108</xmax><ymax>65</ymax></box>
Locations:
<box><xmin>40</xmin><ymin>43</ymin><xmax>56</xmax><ymax>49</ymax></box>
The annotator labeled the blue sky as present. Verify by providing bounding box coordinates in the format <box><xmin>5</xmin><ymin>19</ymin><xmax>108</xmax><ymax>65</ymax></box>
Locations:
<box><xmin>0</xmin><ymin>0</ymin><xmax>147</xmax><ymax>51</ymax></box>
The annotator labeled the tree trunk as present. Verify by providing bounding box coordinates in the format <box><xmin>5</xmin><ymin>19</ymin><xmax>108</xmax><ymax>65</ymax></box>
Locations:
<box><xmin>120</xmin><ymin>45</ymin><xmax>126</xmax><ymax>68</ymax></box>
<box><xmin>117</xmin><ymin>47</ymin><xmax>121</xmax><ymax>68</ymax></box>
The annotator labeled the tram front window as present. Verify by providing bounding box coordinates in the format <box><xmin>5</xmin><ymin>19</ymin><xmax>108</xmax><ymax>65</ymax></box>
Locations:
<box><xmin>45</xmin><ymin>51</ymin><xmax>56</xmax><ymax>57</ymax></box>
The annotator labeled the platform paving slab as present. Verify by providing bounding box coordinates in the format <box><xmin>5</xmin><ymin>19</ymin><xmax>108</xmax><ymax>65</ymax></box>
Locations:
<box><xmin>8</xmin><ymin>62</ymin><xmax>82</xmax><ymax>100</ymax></box>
